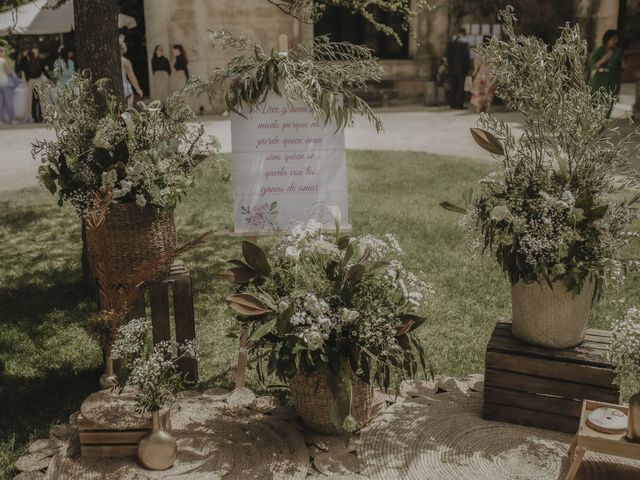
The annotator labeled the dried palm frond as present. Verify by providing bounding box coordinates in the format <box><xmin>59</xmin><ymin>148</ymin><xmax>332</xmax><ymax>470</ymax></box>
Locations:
<box><xmin>84</xmin><ymin>188</ymin><xmax>212</xmax><ymax>352</ymax></box>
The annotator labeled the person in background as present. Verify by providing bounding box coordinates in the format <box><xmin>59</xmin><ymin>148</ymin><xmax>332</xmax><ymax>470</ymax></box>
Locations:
<box><xmin>120</xmin><ymin>42</ymin><xmax>143</xmax><ymax>108</ymax></box>
<box><xmin>27</xmin><ymin>47</ymin><xmax>44</xmax><ymax>122</ymax></box>
<box><xmin>589</xmin><ymin>29</ymin><xmax>624</xmax><ymax>117</ymax></box>
<box><xmin>0</xmin><ymin>45</ymin><xmax>16</xmax><ymax>124</ymax></box>
<box><xmin>171</xmin><ymin>44</ymin><xmax>189</xmax><ymax>92</ymax></box>
<box><xmin>55</xmin><ymin>47</ymin><xmax>75</xmax><ymax>85</ymax></box>
<box><xmin>470</xmin><ymin>35</ymin><xmax>496</xmax><ymax>114</ymax></box>
<box><xmin>445</xmin><ymin>28</ymin><xmax>471</xmax><ymax>110</ymax></box>
<box><xmin>17</xmin><ymin>48</ymin><xmax>29</xmax><ymax>81</ymax></box>
<box><xmin>151</xmin><ymin>45</ymin><xmax>171</xmax><ymax>103</ymax></box>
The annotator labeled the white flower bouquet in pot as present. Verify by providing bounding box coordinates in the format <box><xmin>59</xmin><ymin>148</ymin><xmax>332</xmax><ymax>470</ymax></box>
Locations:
<box><xmin>441</xmin><ymin>7</ymin><xmax>640</xmax><ymax>348</ymax></box>
<box><xmin>221</xmin><ymin>216</ymin><xmax>434</xmax><ymax>441</ymax></box>
<box><xmin>111</xmin><ymin>318</ymin><xmax>197</xmax><ymax>470</ymax></box>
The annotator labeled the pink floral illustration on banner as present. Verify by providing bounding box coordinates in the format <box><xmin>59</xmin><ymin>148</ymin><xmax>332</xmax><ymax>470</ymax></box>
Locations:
<box><xmin>241</xmin><ymin>202</ymin><xmax>279</xmax><ymax>230</ymax></box>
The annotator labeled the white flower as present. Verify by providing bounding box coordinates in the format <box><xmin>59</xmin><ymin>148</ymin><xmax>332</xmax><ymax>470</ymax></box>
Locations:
<box><xmin>135</xmin><ymin>194</ymin><xmax>147</xmax><ymax>207</ymax></box>
<box><xmin>304</xmin><ymin>329</ymin><xmax>324</xmax><ymax>351</ymax></box>
<box><xmin>490</xmin><ymin>205</ymin><xmax>513</xmax><ymax>222</ymax></box>
<box><xmin>328</xmin><ymin>205</ymin><xmax>342</xmax><ymax>231</ymax></box>
<box><xmin>285</xmin><ymin>246</ymin><xmax>301</xmax><ymax>260</ymax></box>
<box><xmin>340</xmin><ymin>308</ymin><xmax>360</xmax><ymax>324</ymax></box>
<box><xmin>93</xmin><ymin>128</ymin><xmax>108</xmax><ymax>148</ymax></box>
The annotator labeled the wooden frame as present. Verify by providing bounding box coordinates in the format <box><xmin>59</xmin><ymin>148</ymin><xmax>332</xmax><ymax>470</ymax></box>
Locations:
<box><xmin>565</xmin><ymin>399</ymin><xmax>640</xmax><ymax>480</ymax></box>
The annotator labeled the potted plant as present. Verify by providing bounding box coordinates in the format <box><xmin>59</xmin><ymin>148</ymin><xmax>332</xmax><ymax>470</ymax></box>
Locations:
<box><xmin>611</xmin><ymin>307</ymin><xmax>640</xmax><ymax>442</ymax></box>
<box><xmin>221</xmin><ymin>214</ymin><xmax>433</xmax><ymax>440</ymax></box>
<box><xmin>112</xmin><ymin>317</ymin><xmax>197</xmax><ymax>470</ymax></box>
<box><xmin>33</xmin><ymin>67</ymin><xmax>221</xmax><ymax>282</ymax></box>
<box><xmin>441</xmin><ymin>7</ymin><xmax>640</xmax><ymax>348</ymax></box>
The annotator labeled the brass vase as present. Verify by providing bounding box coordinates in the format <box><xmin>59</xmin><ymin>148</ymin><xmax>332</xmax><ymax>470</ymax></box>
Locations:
<box><xmin>138</xmin><ymin>410</ymin><xmax>177</xmax><ymax>470</ymax></box>
<box><xmin>99</xmin><ymin>356</ymin><xmax>118</xmax><ymax>390</ymax></box>
<box><xmin>627</xmin><ymin>391</ymin><xmax>640</xmax><ymax>442</ymax></box>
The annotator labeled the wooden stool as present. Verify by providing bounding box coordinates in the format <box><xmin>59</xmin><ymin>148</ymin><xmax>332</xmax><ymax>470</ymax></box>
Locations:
<box><xmin>128</xmin><ymin>260</ymin><xmax>198</xmax><ymax>382</ymax></box>
<box><xmin>483</xmin><ymin>320</ymin><xmax>620</xmax><ymax>433</ymax></box>
<box><xmin>565</xmin><ymin>399</ymin><xmax>640</xmax><ymax>480</ymax></box>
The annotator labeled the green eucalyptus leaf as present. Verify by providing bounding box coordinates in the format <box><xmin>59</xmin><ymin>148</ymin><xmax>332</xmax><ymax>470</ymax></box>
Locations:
<box><xmin>248</xmin><ymin>319</ymin><xmax>277</xmax><ymax>343</ymax></box>
<box><xmin>440</xmin><ymin>201</ymin><xmax>467</xmax><ymax>214</ymax></box>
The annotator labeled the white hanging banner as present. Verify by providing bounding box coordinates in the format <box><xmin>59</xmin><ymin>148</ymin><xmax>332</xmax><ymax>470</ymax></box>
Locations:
<box><xmin>230</xmin><ymin>92</ymin><xmax>350</xmax><ymax>234</ymax></box>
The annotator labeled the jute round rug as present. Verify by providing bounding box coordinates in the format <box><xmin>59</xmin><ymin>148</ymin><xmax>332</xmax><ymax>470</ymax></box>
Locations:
<box><xmin>358</xmin><ymin>390</ymin><xmax>640</xmax><ymax>480</ymax></box>
<box><xmin>21</xmin><ymin>379</ymin><xmax>640</xmax><ymax>480</ymax></box>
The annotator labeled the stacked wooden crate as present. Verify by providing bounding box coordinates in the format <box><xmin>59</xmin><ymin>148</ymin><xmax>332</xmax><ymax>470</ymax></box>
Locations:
<box><xmin>483</xmin><ymin>320</ymin><xmax>620</xmax><ymax>433</ymax></box>
<box><xmin>78</xmin><ymin>389</ymin><xmax>171</xmax><ymax>457</ymax></box>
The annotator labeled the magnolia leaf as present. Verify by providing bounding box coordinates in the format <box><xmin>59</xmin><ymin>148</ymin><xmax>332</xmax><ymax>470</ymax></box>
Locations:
<box><xmin>586</xmin><ymin>204</ymin><xmax>609</xmax><ymax>220</ymax></box>
<box><xmin>337</xmin><ymin>235</ymin><xmax>351</xmax><ymax>250</ymax></box>
<box><xmin>367</xmin><ymin>261</ymin><xmax>390</xmax><ymax>275</ymax></box>
<box><xmin>242</xmin><ymin>241</ymin><xmax>271</xmax><ymax>275</ymax></box>
<box><xmin>440</xmin><ymin>201</ymin><xmax>467</xmax><ymax>214</ymax></box>
<box><xmin>397</xmin><ymin>314</ymin><xmax>426</xmax><ymax>335</ymax></box>
<box><xmin>93</xmin><ymin>147</ymin><xmax>113</xmax><ymax>169</ymax></box>
<box><xmin>276</xmin><ymin>304</ymin><xmax>294</xmax><ymax>335</ymax></box>
<box><xmin>226</xmin><ymin>259</ymin><xmax>251</xmax><ymax>268</ymax></box>
<box><xmin>248</xmin><ymin>319</ymin><xmax>277</xmax><ymax>343</ymax></box>
<box><xmin>225</xmin><ymin>293</ymin><xmax>271</xmax><ymax>316</ymax></box>
<box><xmin>470</xmin><ymin>128</ymin><xmax>504</xmax><ymax>156</ymax></box>
<box><xmin>219</xmin><ymin>267</ymin><xmax>255</xmax><ymax>285</ymax></box>
<box><xmin>347</xmin><ymin>264</ymin><xmax>366</xmax><ymax>284</ymax></box>
<box><xmin>342</xmin><ymin>244</ymin><xmax>354</xmax><ymax>267</ymax></box>
<box><xmin>112</xmin><ymin>140</ymin><xmax>129</xmax><ymax>164</ymax></box>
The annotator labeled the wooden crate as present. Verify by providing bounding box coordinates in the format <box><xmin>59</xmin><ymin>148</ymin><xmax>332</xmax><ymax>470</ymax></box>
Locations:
<box><xmin>78</xmin><ymin>411</ymin><xmax>171</xmax><ymax>457</ymax></box>
<box><xmin>482</xmin><ymin>320</ymin><xmax>620</xmax><ymax>433</ymax></box>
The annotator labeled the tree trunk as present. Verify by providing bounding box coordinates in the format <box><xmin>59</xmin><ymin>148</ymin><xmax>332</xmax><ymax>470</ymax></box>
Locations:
<box><xmin>73</xmin><ymin>0</ymin><xmax>123</xmax><ymax>287</ymax></box>
<box><xmin>73</xmin><ymin>0</ymin><xmax>124</xmax><ymax>98</ymax></box>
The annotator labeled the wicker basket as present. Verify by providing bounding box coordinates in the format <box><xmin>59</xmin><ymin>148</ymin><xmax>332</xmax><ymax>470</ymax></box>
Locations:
<box><xmin>289</xmin><ymin>370</ymin><xmax>373</xmax><ymax>434</ymax></box>
<box><xmin>511</xmin><ymin>276</ymin><xmax>595</xmax><ymax>349</ymax></box>
<box><xmin>89</xmin><ymin>202</ymin><xmax>177</xmax><ymax>284</ymax></box>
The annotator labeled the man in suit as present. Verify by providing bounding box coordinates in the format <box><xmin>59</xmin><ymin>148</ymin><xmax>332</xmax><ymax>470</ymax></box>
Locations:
<box><xmin>446</xmin><ymin>28</ymin><xmax>471</xmax><ymax>110</ymax></box>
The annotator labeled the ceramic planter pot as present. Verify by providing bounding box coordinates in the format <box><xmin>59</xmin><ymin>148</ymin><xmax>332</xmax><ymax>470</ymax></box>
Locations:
<box><xmin>137</xmin><ymin>410</ymin><xmax>177</xmax><ymax>470</ymax></box>
<box><xmin>511</xmin><ymin>276</ymin><xmax>595</xmax><ymax>349</ymax></box>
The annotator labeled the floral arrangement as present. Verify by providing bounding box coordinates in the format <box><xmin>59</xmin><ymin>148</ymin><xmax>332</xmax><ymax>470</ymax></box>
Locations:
<box><xmin>221</xmin><ymin>215</ymin><xmax>433</xmax><ymax>435</ymax></box>
<box><xmin>208</xmin><ymin>33</ymin><xmax>383</xmax><ymax>133</ymax></box>
<box><xmin>84</xmin><ymin>189</ymin><xmax>210</xmax><ymax>356</ymax></box>
<box><xmin>112</xmin><ymin>318</ymin><xmax>197</xmax><ymax>412</ymax></box>
<box><xmin>441</xmin><ymin>7</ymin><xmax>640</xmax><ymax>297</ymax></box>
<box><xmin>33</xmin><ymin>67</ymin><xmax>221</xmax><ymax>215</ymax></box>
<box><xmin>611</xmin><ymin>307</ymin><xmax>640</xmax><ymax>398</ymax></box>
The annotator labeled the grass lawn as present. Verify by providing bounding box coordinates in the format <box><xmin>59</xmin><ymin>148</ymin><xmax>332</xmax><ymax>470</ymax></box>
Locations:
<box><xmin>1</xmin><ymin>150</ymin><xmax>638</xmax><ymax>479</ymax></box>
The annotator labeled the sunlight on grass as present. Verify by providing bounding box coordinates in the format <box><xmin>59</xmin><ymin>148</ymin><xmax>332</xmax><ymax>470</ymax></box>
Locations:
<box><xmin>0</xmin><ymin>150</ymin><xmax>638</xmax><ymax>478</ymax></box>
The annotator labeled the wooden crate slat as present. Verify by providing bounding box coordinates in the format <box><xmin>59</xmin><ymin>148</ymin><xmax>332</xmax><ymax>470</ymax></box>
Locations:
<box><xmin>172</xmin><ymin>276</ymin><xmax>198</xmax><ymax>382</ymax></box>
<box><xmin>484</xmin><ymin>385</ymin><xmax>583</xmax><ymax>418</ymax></box>
<box><xmin>79</xmin><ymin>430</ymin><xmax>147</xmax><ymax>444</ymax></box>
<box><xmin>483</xmin><ymin>402</ymin><xmax>579</xmax><ymax>433</ymax></box>
<box><xmin>491</xmin><ymin>327</ymin><xmax>611</xmax><ymax>351</ymax></box>
<box><xmin>80</xmin><ymin>444</ymin><xmax>138</xmax><ymax>457</ymax></box>
<box><xmin>487</xmin><ymin>336</ymin><xmax>611</xmax><ymax>368</ymax></box>
<box><xmin>485</xmin><ymin>369</ymin><xmax>619</xmax><ymax>403</ymax></box>
<box><xmin>150</xmin><ymin>283</ymin><xmax>171</xmax><ymax>345</ymax></box>
<box><xmin>485</xmin><ymin>351</ymin><xmax>616</xmax><ymax>387</ymax></box>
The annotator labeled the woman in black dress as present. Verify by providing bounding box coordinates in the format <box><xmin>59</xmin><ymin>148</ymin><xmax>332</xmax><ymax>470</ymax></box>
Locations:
<box><xmin>171</xmin><ymin>44</ymin><xmax>189</xmax><ymax>93</ymax></box>
<box><xmin>151</xmin><ymin>45</ymin><xmax>171</xmax><ymax>103</ymax></box>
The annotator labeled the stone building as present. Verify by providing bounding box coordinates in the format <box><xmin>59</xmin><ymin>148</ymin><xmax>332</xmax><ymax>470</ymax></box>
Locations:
<box><xmin>143</xmin><ymin>0</ymin><xmax>628</xmax><ymax>111</ymax></box>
